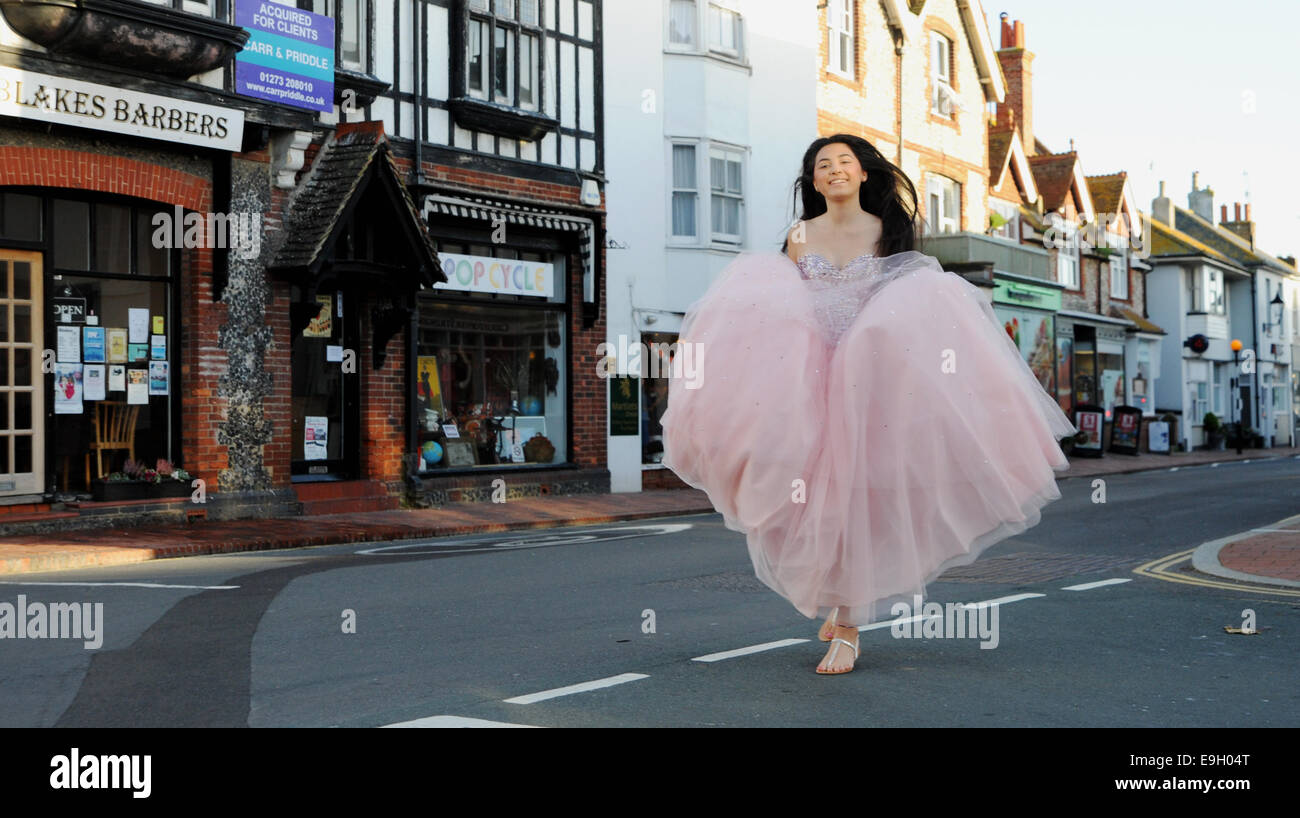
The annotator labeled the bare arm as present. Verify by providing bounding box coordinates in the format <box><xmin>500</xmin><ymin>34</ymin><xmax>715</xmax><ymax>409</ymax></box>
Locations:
<box><xmin>785</xmin><ymin>223</ymin><xmax>806</xmax><ymax>266</ymax></box>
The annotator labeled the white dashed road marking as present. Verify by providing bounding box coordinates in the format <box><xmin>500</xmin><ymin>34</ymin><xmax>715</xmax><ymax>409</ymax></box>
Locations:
<box><xmin>691</xmin><ymin>638</ymin><xmax>809</xmax><ymax>662</ymax></box>
<box><xmin>1062</xmin><ymin>578</ymin><xmax>1132</xmax><ymax>591</ymax></box>
<box><xmin>504</xmin><ymin>673</ymin><xmax>649</xmax><ymax>704</ymax></box>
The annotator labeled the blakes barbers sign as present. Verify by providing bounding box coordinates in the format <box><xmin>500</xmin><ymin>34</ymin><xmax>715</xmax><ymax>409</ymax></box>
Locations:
<box><xmin>0</xmin><ymin>66</ymin><xmax>244</xmax><ymax>151</ymax></box>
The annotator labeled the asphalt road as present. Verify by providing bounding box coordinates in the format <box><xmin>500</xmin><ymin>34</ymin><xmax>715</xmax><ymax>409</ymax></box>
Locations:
<box><xmin>2</xmin><ymin>456</ymin><xmax>1298</xmax><ymax>727</ymax></box>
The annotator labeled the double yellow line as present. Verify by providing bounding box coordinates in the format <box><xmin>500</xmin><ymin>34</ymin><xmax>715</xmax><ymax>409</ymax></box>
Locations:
<box><xmin>1133</xmin><ymin>549</ymin><xmax>1300</xmax><ymax>598</ymax></box>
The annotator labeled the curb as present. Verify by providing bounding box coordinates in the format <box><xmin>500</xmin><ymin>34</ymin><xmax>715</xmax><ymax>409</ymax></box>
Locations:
<box><xmin>1190</xmin><ymin>512</ymin><xmax>1300</xmax><ymax>589</ymax></box>
<box><xmin>1059</xmin><ymin>450</ymin><xmax>1298</xmax><ymax>479</ymax></box>
<box><xmin>0</xmin><ymin>505</ymin><xmax>721</xmax><ymax>577</ymax></box>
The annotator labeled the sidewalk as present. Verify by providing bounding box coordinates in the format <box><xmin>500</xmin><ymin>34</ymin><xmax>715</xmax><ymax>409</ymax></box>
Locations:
<box><xmin>1</xmin><ymin>445</ymin><xmax>1296</xmax><ymax>580</ymax></box>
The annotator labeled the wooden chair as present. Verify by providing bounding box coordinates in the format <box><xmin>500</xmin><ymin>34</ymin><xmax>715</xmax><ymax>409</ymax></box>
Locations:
<box><xmin>83</xmin><ymin>401</ymin><xmax>141</xmax><ymax>485</ymax></box>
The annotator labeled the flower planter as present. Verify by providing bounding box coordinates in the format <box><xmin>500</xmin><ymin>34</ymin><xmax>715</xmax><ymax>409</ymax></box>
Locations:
<box><xmin>92</xmin><ymin>479</ymin><xmax>192</xmax><ymax>502</ymax></box>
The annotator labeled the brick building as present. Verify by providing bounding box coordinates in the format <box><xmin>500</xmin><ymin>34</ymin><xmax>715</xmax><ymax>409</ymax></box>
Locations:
<box><xmin>0</xmin><ymin>0</ymin><xmax>606</xmax><ymax>533</ymax></box>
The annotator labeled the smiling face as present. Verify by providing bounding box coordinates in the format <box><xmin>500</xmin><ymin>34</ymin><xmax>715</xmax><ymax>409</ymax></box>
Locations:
<box><xmin>812</xmin><ymin>142</ymin><xmax>867</xmax><ymax>201</ymax></box>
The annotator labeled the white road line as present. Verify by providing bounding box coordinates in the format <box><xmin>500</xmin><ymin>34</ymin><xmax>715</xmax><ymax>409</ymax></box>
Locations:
<box><xmin>1062</xmin><ymin>578</ymin><xmax>1132</xmax><ymax>591</ymax></box>
<box><xmin>504</xmin><ymin>673</ymin><xmax>648</xmax><ymax>704</ymax></box>
<box><xmin>382</xmin><ymin>715</ymin><xmax>539</xmax><ymax>728</ymax></box>
<box><xmin>1248</xmin><ymin>528</ymin><xmax>1300</xmax><ymax>534</ymax></box>
<box><xmin>0</xmin><ymin>581</ymin><xmax>239</xmax><ymax>590</ymax></box>
<box><xmin>959</xmin><ymin>593</ymin><xmax>1046</xmax><ymax>608</ymax></box>
<box><xmin>691</xmin><ymin>638</ymin><xmax>809</xmax><ymax>662</ymax></box>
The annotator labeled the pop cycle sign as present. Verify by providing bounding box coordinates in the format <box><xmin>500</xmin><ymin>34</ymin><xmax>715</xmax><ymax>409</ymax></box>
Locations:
<box><xmin>235</xmin><ymin>1</ymin><xmax>334</xmax><ymax>113</ymax></box>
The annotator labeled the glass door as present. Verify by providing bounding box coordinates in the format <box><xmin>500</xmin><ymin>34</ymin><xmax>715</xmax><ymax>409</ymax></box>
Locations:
<box><xmin>0</xmin><ymin>249</ymin><xmax>43</xmax><ymax>496</ymax></box>
<box><xmin>291</xmin><ymin>286</ymin><xmax>359</xmax><ymax>477</ymax></box>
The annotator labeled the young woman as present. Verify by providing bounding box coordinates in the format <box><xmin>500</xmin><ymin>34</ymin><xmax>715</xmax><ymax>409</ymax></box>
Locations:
<box><xmin>659</xmin><ymin>134</ymin><xmax>1077</xmax><ymax>675</ymax></box>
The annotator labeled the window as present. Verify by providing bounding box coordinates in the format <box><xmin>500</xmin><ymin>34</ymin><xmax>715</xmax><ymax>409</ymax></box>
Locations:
<box><xmin>930</xmin><ymin>31</ymin><xmax>954</xmax><ymax>117</ymax></box>
<box><xmin>1052</xmin><ymin>214</ymin><xmax>1079</xmax><ymax>289</ymax></box>
<box><xmin>1108</xmin><ymin>231</ymin><xmax>1128</xmax><ymax>299</ymax></box>
<box><xmin>667</xmin><ymin>0</ymin><xmax>744</xmax><ymax>60</ymax></box>
<box><xmin>671</xmin><ymin>144</ymin><xmax>698</xmax><ymax>238</ymax></box>
<box><xmin>669</xmin><ymin>0</ymin><xmax>696</xmax><ymax>47</ymax></box>
<box><xmin>709</xmin><ymin>147</ymin><xmax>743</xmax><ymax>242</ymax></box>
<box><xmin>298</xmin><ymin>0</ymin><xmax>370</xmax><ymax>71</ymax></box>
<box><xmin>989</xmin><ymin>199</ymin><xmax>1018</xmax><ymax>240</ymax></box>
<box><xmin>1207</xmin><ymin>268</ymin><xmax>1225</xmax><ymax>315</ymax></box>
<box><xmin>1190</xmin><ymin>380</ymin><xmax>1208</xmax><ymax>425</ymax></box>
<box><xmin>708</xmin><ymin>3</ymin><xmax>742</xmax><ymax>57</ymax></box>
<box><xmin>827</xmin><ymin>0</ymin><xmax>853</xmax><ymax>78</ymax></box>
<box><xmin>1188</xmin><ymin>268</ymin><xmax>1204</xmax><ymax>312</ymax></box>
<box><xmin>925</xmin><ymin>173</ymin><xmax>959</xmax><ymax>235</ymax></box>
<box><xmin>466</xmin><ymin>0</ymin><xmax>543</xmax><ymax>110</ymax></box>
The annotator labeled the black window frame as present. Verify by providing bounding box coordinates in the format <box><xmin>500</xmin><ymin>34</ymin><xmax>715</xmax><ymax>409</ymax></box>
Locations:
<box><xmin>458</xmin><ymin>0</ymin><xmax>547</xmax><ymax>112</ymax></box>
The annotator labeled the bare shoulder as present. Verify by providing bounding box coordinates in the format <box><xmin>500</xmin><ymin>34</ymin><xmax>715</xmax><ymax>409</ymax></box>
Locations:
<box><xmin>785</xmin><ymin>216</ymin><xmax>822</xmax><ymax>264</ymax></box>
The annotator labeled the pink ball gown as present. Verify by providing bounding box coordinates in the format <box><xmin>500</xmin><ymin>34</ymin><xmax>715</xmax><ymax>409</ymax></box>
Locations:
<box><xmin>659</xmin><ymin>249</ymin><xmax>1077</xmax><ymax>625</ymax></box>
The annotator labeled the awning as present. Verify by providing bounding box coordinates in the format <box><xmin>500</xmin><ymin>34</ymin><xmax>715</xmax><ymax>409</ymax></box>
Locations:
<box><xmin>422</xmin><ymin>192</ymin><xmax>599</xmax><ymax>324</ymax></box>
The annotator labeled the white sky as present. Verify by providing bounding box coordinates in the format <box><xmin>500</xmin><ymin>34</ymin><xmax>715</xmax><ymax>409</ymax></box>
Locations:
<box><xmin>985</xmin><ymin>0</ymin><xmax>1299</xmax><ymax>260</ymax></box>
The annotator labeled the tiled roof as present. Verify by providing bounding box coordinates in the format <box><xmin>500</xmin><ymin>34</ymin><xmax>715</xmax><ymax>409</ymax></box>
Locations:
<box><xmin>1027</xmin><ymin>151</ymin><xmax>1077</xmax><ymax>212</ymax></box>
<box><xmin>271</xmin><ymin>122</ymin><xmax>439</xmax><ymax>278</ymax></box>
<box><xmin>1110</xmin><ymin>304</ymin><xmax>1167</xmax><ymax>335</ymax></box>
<box><xmin>1146</xmin><ymin>215</ymin><xmax>1241</xmax><ymax>268</ymax></box>
<box><xmin>1085</xmin><ymin>172</ymin><xmax>1127</xmax><ymax>216</ymax></box>
<box><xmin>1172</xmin><ymin>206</ymin><xmax>1294</xmax><ymax>274</ymax></box>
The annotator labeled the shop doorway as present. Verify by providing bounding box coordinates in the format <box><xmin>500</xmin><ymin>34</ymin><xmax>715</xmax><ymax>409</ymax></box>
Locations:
<box><xmin>0</xmin><ymin>249</ymin><xmax>43</xmax><ymax>497</ymax></box>
<box><xmin>290</xmin><ymin>285</ymin><xmax>360</xmax><ymax>478</ymax></box>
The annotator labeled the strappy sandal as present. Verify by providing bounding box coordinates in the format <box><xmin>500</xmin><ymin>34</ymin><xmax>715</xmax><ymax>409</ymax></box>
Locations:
<box><xmin>816</xmin><ymin>627</ymin><xmax>859</xmax><ymax>675</ymax></box>
<box><xmin>818</xmin><ymin>609</ymin><xmax>837</xmax><ymax>642</ymax></box>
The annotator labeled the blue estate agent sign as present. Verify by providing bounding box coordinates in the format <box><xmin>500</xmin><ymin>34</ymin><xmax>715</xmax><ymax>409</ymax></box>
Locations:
<box><xmin>235</xmin><ymin>1</ymin><xmax>334</xmax><ymax>113</ymax></box>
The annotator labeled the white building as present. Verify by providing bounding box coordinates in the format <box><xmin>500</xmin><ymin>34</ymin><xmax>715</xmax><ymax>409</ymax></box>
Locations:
<box><xmin>602</xmin><ymin>0</ymin><xmax>818</xmax><ymax>492</ymax></box>
<box><xmin>1146</xmin><ymin>180</ymin><xmax>1296</xmax><ymax>450</ymax></box>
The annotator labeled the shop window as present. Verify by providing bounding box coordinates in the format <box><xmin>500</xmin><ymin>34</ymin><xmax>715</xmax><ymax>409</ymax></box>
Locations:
<box><xmin>0</xmin><ymin>193</ymin><xmax>42</xmax><ymax>242</ymax></box>
<box><xmin>414</xmin><ymin>298</ymin><xmax>567</xmax><ymax>470</ymax></box>
<box><xmin>1098</xmin><ymin>349</ymin><xmax>1125</xmax><ymax>419</ymax></box>
<box><xmin>28</xmin><ymin>194</ymin><xmax>181</xmax><ymax>494</ymax></box>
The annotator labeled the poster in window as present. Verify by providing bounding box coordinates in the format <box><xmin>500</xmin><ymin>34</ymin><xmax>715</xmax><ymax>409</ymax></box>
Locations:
<box><xmin>54</xmin><ymin>363</ymin><xmax>83</xmax><ymax>414</ymax></box>
<box><xmin>150</xmin><ymin>334</ymin><xmax>167</xmax><ymax>360</ymax></box>
<box><xmin>128</xmin><ymin>308</ymin><xmax>149</xmax><ymax>343</ymax></box>
<box><xmin>304</xmin><ymin>295</ymin><xmax>333</xmax><ymax>337</ymax></box>
<box><xmin>148</xmin><ymin>361</ymin><xmax>169</xmax><ymax>396</ymax></box>
<box><xmin>126</xmin><ymin>368</ymin><xmax>148</xmax><ymax>404</ymax></box>
<box><xmin>109</xmin><ymin>364</ymin><xmax>126</xmax><ymax>392</ymax></box>
<box><xmin>416</xmin><ymin>355</ymin><xmax>445</xmax><ymax>418</ymax></box>
<box><xmin>152</xmin><ymin>315</ymin><xmax>165</xmax><ymax>335</ymax></box>
<box><xmin>57</xmin><ymin>325</ymin><xmax>80</xmax><ymax>363</ymax></box>
<box><xmin>304</xmin><ymin>415</ymin><xmax>329</xmax><ymax>460</ymax></box>
<box><xmin>107</xmin><ymin>328</ymin><xmax>128</xmax><ymax>363</ymax></box>
<box><xmin>84</xmin><ymin>364</ymin><xmax>106</xmax><ymax>401</ymax></box>
<box><xmin>83</xmin><ymin>326</ymin><xmax>106</xmax><ymax>363</ymax></box>
<box><xmin>128</xmin><ymin>343</ymin><xmax>148</xmax><ymax>363</ymax></box>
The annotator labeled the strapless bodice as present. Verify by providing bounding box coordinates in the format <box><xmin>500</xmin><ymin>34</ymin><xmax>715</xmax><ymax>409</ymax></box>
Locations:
<box><xmin>796</xmin><ymin>251</ymin><xmax>880</xmax><ymax>281</ymax></box>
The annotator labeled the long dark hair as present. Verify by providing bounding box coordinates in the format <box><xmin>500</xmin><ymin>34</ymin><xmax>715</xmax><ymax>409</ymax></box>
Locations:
<box><xmin>781</xmin><ymin>134</ymin><xmax>921</xmax><ymax>256</ymax></box>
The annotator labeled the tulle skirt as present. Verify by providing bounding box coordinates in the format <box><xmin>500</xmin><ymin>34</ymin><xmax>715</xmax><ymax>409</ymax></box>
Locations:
<box><xmin>659</xmin><ymin>250</ymin><xmax>1077</xmax><ymax>624</ymax></box>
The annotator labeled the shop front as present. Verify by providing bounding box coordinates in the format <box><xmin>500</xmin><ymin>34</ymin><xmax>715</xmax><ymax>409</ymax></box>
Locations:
<box><xmin>1056</xmin><ymin>311</ymin><xmax>1133</xmax><ymax>446</ymax></box>
<box><xmin>413</xmin><ymin>191</ymin><xmax>604</xmax><ymax>501</ymax></box>
<box><xmin>991</xmin><ymin>276</ymin><xmax>1061</xmax><ymax>404</ymax></box>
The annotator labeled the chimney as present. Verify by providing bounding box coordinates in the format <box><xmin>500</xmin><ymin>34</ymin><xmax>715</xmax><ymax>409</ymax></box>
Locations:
<box><xmin>1151</xmin><ymin>180</ymin><xmax>1174</xmax><ymax>226</ymax></box>
<box><xmin>1220</xmin><ymin>204</ymin><xmax>1227</xmax><ymax>224</ymax></box>
<box><xmin>1221</xmin><ymin>200</ymin><xmax>1257</xmax><ymax>249</ymax></box>
<box><xmin>1279</xmin><ymin>255</ymin><xmax>1296</xmax><ymax>270</ymax></box>
<box><xmin>995</xmin><ymin>13</ymin><xmax>1035</xmax><ymax>157</ymax></box>
<box><xmin>1187</xmin><ymin>171</ymin><xmax>1214</xmax><ymax>223</ymax></box>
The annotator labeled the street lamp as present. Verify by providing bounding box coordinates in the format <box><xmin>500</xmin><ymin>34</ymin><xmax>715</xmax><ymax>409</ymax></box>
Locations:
<box><xmin>1229</xmin><ymin>338</ymin><xmax>1244</xmax><ymax>454</ymax></box>
<box><xmin>1266</xmin><ymin>291</ymin><xmax>1285</xmax><ymax>335</ymax></box>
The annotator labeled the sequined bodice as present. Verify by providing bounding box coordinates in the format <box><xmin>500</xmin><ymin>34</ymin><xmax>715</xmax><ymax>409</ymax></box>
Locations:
<box><xmin>796</xmin><ymin>252</ymin><xmax>879</xmax><ymax>281</ymax></box>
<box><xmin>794</xmin><ymin>251</ymin><xmax>894</xmax><ymax>346</ymax></box>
